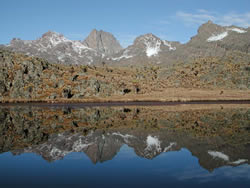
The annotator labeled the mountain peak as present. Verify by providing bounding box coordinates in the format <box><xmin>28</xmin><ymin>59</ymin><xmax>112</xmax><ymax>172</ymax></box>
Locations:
<box><xmin>41</xmin><ymin>31</ymin><xmax>63</xmax><ymax>38</ymax></box>
<box><xmin>197</xmin><ymin>21</ymin><xmax>224</xmax><ymax>36</ymax></box>
<box><xmin>134</xmin><ymin>33</ymin><xmax>160</xmax><ymax>45</ymax></box>
<box><xmin>206</xmin><ymin>20</ymin><xmax>214</xmax><ymax>25</ymax></box>
<box><xmin>83</xmin><ymin>29</ymin><xmax>122</xmax><ymax>55</ymax></box>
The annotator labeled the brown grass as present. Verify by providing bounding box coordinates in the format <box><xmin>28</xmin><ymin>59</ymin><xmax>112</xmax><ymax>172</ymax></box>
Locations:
<box><xmin>1</xmin><ymin>88</ymin><xmax>249</xmax><ymax>103</ymax></box>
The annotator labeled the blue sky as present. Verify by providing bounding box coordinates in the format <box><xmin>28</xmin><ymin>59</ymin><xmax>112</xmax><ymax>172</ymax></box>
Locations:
<box><xmin>0</xmin><ymin>0</ymin><xmax>250</xmax><ymax>47</ymax></box>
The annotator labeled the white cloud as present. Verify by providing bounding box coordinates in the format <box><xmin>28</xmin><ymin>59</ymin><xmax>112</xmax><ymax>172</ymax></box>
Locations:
<box><xmin>175</xmin><ymin>10</ymin><xmax>250</xmax><ymax>28</ymax></box>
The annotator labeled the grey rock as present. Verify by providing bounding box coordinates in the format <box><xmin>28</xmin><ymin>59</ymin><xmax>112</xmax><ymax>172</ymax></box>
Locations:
<box><xmin>83</xmin><ymin>29</ymin><xmax>123</xmax><ymax>56</ymax></box>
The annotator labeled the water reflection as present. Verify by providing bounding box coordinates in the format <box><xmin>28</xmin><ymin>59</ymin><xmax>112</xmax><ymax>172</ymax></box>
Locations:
<box><xmin>0</xmin><ymin>104</ymin><xmax>250</xmax><ymax>187</ymax></box>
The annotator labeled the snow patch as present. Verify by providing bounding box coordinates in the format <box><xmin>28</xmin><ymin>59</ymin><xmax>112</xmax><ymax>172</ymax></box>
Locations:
<box><xmin>231</xmin><ymin>159</ymin><xmax>248</xmax><ymax>165</ymax></box>
<box><xmin>142</xmin><ymin>34</ymin><xmax>161</xmax><ymax>57</ymax></box>
<box><xmin>228</xmin><ymin>28</ymin><xmax>247</xmax><ymax>33</ymax></box>
<box><xmin>72</xmin><ymin>139</ymin><xmax>93</xmax><ymax>152</ymax></box>
<box><xmin>163</xmin><ymin>142</ymin><xmax>176</xmax><ymax>152</ymax></box>
<box><xmin>48</xmin><ymin>33</ymin><xmax>70</xmax><ymax>47</ymax></box>
<box><xmin>112</xmin><ymin>54</ymin><xmax>133</xmax><ymax>61</ymax></box>
<box><xmin>145</xmin><ymin>40</ymin><xmax>161</xmax><ymax>57</ymax></box>
<box><xmin>207</xmin><ymin>32</ymin><xmax>228</xmax><ymax>42</ymax></box>
<box><xmin>50</xmin><ymin>147</ymin><xmax>69</xmax><ymax>158</ymax></box>
<box><xmin>112</xmin><ymin>49</ymin><xmax>133</xmax><ymax>61</ymax></box>
<box><xmin>208</xmin><ymin>151</ymin><xmax>229</xmax><ymax>161</ymax></box>
<box><xmin>71</xmin><ymin>41</ymin><xmax>93</xmax><ymax>55</ymax></box>
<box><xmin>112</xmin><ymin>132</ymin><xmax>135</xmax><ymax>139</ymax></box>
<box><xmin>112</xmin><ymin>132</ymin><xmax>135</xmax><ymax>143</ymax></box>
<box><xmin>163</xmin><ymin>40</ymin><xmax>176</xmax><ymax>51</ymax></box>
<box><xmin>145</xmin><ymin>135</ymin><xmax>161</xmax><ymax>152</ymax></box>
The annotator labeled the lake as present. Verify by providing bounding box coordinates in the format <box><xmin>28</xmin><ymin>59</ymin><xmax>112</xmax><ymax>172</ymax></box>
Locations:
<box><xmin>0</xmin><ymin>103</ymin><xmax>249</xmax><ymax>188</ymax></box>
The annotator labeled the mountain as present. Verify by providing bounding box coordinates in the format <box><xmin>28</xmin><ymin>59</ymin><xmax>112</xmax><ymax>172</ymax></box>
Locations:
<box><xmin>107</xmin><ymin>33</ymin><xmax>180</xmax><ymax>66</ymax></box>
<box><xmin>4</xmin><ymin>30</ymin><xmax>122</xmax><ymax>65</ymax></box>
<box><xmin>83</xmin><ymin>29</ymin><xmax>123</xmax><ymax>56</ymax></box>
<box><xmin>2</xmin><ymin>21</ymin><xmax>250</xmax><ymax>66</ymax></box>
<box><xmin>178</xmin><ymin>21</ymin><xmax>250</xmax><ymax>59</ymax></box>
<box><xmin>105</xmin><ymin>21</ymin><xmax>250</xmax><ymax>66</ymax></box>
<box><xmin>11</xmin><ymin>128</ymin><xmax>250</xmax><ymax>171</ymax></box>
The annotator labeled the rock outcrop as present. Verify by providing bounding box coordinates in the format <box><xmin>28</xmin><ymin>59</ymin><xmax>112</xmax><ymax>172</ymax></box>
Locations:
<box><xmin>0</xmin><ymin>48</ymin><xmax>249</xmax><ymax>101</ymax></box>
<box><xmin>83</xmin><ymin>29</ymin><xmax>123</xmax><ymax>56</ymax></box>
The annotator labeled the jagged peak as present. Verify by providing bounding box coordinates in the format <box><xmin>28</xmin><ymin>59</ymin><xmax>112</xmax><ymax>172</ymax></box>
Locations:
<box><xmin>83</xmin><ymin>29</ymin><xmax>123</xmax><ymax>55</ymax></box>
<box><xmin>41</xmin><ymin>31</ymin><xmax>64</xmax><ymax>39</ymax></box>
<box><xmin>134</xmin><ymin>33</ymin><xmax>161</xmax><ymax>45</ymax></box>
<box><xmin>197</xmin><ymin>21</ymin><xmax>224</xmax><ymax>34</ymax></box>
<box><xmin>39</xmin><ymin>31</ymin><xmax>70</xmax><ymax>47</ymax></box>
<box><xmin>135</xmin><ymin>33</ymin><xmax>159</xmax><ymax>40</ymax></box>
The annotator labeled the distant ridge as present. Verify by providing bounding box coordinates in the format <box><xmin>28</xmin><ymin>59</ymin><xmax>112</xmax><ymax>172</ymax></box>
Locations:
<box><xmin>3</xmin><ymin>21</ymin><xmax>250</xmax><ymax>66</ymax></box>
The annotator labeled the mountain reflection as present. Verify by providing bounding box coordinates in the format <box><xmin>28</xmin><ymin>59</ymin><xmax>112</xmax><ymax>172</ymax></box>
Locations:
<box><xmin>0</xmin><ymin>104</ymin><xmax>249</xmax><ymax>171</ymax></box>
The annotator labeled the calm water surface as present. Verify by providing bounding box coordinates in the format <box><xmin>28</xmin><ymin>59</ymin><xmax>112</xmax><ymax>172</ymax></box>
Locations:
<box><xmin>0</xmin><ymin>103</ymin><xmax>249</xmax><ymax>188</ymax></box>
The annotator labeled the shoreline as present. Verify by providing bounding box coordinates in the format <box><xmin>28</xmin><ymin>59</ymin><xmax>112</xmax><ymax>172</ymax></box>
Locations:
<box><xmin>1</xmin><ymin>99</ymin><xmax>250</xmax><ymax>107</ymax></box>
<box><xmin>1</xmin><ymin>88</ymin><xmax>250</xmax><ymax>106</ymax></box>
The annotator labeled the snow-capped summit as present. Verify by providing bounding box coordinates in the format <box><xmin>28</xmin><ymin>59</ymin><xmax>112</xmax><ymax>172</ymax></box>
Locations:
<box><xmin>136</xmin><ymin>33</ymin><xmax>162</xmax><ymax>57</ymax></box>
<box><xmin>40</xmin><ymin>31</ymin><xmax>70</xmax><ymax>47</ymax></box>
<box><xmin>109</xmin><ymin>33</ymin><xmax>180</xmax><ymax>65</ymax></box>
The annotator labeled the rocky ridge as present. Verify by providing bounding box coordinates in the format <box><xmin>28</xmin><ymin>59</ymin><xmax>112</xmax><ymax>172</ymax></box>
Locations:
<box><xmin>5</xmin><ymin>30</ymin><xmax>122</xmax><ymax>65</ymax></box>
<box><xmin>3</xmin><ymin>21</ymin><xmax>250</xmax><ymax>66</ymax></box>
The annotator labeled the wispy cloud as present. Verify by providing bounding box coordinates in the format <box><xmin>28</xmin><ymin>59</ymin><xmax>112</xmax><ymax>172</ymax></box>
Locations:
<box><xmin>175</xmin><ymin>10</ymin><xmax>250</xmax><ymax>28</ymax></box>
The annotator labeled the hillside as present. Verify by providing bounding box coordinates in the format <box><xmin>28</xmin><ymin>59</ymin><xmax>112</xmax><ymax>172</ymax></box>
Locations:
<box><xmin>0</xmin><ymin>49</ymin><xmax>249</xmax><ymax>103</ymax></box>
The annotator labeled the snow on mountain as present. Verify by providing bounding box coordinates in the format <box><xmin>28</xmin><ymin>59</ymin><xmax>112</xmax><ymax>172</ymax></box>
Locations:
<box><xmin>208</xmin><ymin>150</ymin><xmax>229</xmax><ymax>161</ymax></box>
<box><xmin>227</xmin><ymin>28</ymin><xmax>247</xmax><ymax>33</ymax></box>
<box><xmin>112</xmin><ymin>132</ymin><xmax>135</xmax><ymax>143</ymax></box>
<box><xmin>7</xmin><ymin>31</ymin><xmax>101</xmax><ymax>65</ymax></box>
<box><xmin>145</xmin><ymin>135</ymin><xmax>161</xmax><ymax>153</ymax></box>
<box><xmin>208</xmin><ymin>150</ymin><xmax>249</xmax><ymax>166</ymax></box>
<box><xmin>163</xmin><ymin>142</ymin><xmax>176</xmax><ymax>152</ymax></box>
<box><xmin>42</xmin><ymin>31</ymin><xmax>70</xmax><ymax>47</ymax></box>
<box><xmin>163</xmin><ymin>40</ymin><xmax>176</xmax><ymax>51</ymax></box>
<box><xmin>207</xmin><ymin>32</ymin><xmax>228</xmax><ymax>42</ymax></box>
<box><xmin>230</xmin><ymin>159</ymin><xmax>248</xmax><ymax>165</ymax></box>
<box><xmin>111</xmin><ymin>49</ymin><xmax>133</xmax><ymax>61</ymax></box>
<box><xmin>143</xmin><ymin>34</ymin><xmax>162</xmax><ymax>57</ymax></box>
<box><xmin>4</xmin><ymin>21</ymin><xmax>250</xmax><ymax>66</ymax></box>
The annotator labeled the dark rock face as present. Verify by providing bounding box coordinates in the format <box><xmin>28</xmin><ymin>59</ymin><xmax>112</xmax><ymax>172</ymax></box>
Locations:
<box><xmin>83</xmin><ymin>29</ymin><xmax>123</xmax><ymax>56</ymax></box>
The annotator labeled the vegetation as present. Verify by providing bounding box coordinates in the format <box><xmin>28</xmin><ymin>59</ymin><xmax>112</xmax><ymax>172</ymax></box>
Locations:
<box><xmin>0</xmin><ymin>49</ymin><xmax>249</xmax><ymax>103</ymax></box>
